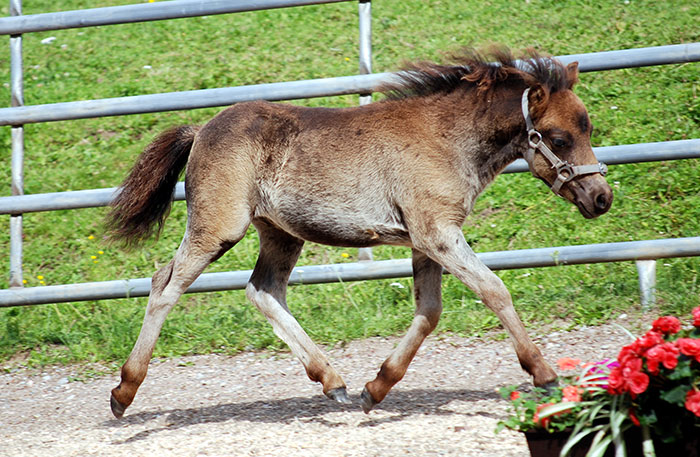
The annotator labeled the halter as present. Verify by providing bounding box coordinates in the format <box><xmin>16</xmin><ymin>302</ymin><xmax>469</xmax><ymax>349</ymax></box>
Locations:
<box><xmin>521</xmin><ymin>88</ymin><xmax>607</xmax><ymax>195</ymax></box>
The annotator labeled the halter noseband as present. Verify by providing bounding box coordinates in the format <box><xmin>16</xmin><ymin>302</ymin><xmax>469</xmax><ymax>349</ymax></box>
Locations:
<box><xmin>521</xmin><ymin>88</ymin><xmax>607</xmax><ymax>195</ymax></box>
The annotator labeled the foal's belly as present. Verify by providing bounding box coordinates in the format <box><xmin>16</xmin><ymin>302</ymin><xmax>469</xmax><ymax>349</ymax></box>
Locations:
<box><xmin>284</xmin><ymin>218</ymin><xmax>411</xmax><ymax>248</ymax></box>
<box><xmin>255</xmin><ymin>194</ymin><xmax>411</xmax><ymax>248</ymax></box>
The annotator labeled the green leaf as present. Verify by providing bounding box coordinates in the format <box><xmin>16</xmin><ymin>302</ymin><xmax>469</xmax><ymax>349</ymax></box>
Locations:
<box><xmin>637</xmin><ymin>408</ymin><xmax>657</xmax><ymax>428</ymax></box>
<box><xmin>586</xmin><ymin>403</ymin><xmax>607</xmax><ymax>423</ymax></box>
<box><xmin>659</xmin><ymin>385</ymin><xmax>690</xmax><ymax>407</ymax></box>
<box><xmin>539</xmin><ymin>402</ymin><xmax>579</xmax><ymax>418</ymax></box>
<box><xmin>587</xmin><ymin>428</ymin><xmax>614</xmax><ymax>457</ymax></box>
<box><xmin>561</xmin><ymin>425</ymin><xmax>604</xmax><ymax>457</ymax></box>
<box><xmin>667</xmin><ymin>359</ymin><xmax>693</xmax><ymax>381</ymax></box>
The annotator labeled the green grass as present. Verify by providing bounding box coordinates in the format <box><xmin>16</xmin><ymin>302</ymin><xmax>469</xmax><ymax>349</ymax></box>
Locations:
<box><xmin>0</xmin><ymin>0</ymin><xmax>699</xmax><ymax>367</ymax></box>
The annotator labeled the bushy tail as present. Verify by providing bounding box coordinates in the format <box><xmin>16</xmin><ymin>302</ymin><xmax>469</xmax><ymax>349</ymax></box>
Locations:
<box><xmin>106</xmin><ymin>125</ymin><xmax>200</xmax><ymax>247</ymax></box>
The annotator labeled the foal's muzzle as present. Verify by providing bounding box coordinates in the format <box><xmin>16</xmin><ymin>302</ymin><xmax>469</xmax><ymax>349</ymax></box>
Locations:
<box><xmin>594</xmin><ymin>189</ymin><xmax>613</xmax><ymax>215</ymax></box>
<box><xmin>573</xmin><ymin>179</ymin><xmax>613</xmax><ymax>219</ymax></box>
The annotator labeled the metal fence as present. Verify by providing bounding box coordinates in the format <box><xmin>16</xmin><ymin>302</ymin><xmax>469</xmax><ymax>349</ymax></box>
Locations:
<box><xmin>1</xmin><ymin>0</ymin><xmax>699</xmax><ymax>308</ymax></box>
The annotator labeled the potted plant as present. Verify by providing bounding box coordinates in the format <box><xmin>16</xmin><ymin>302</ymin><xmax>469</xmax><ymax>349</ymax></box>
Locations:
<box><xmin>497</xmin><ymin>307</ymin><xmax>700</xmax><ymax>457</ymax></box>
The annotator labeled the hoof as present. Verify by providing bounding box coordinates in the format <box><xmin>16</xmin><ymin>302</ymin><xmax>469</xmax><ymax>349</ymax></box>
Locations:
<box><xmin>110</xmin><ymin>393</ymin><xmax>127</xmax><ymax>419</ymax></box>
<box><xmin>326</xmin><ymin>387</ymin><xmax>352</xmax><ymax>405</ymax></box>
<box><xmin>542</xmin><ymin>379</ymin><xmax>560</xmax><ymax>395</ymax></box>
<box><xmin>360</xmin><ymin>387</ymin><xmax>378</xmax><ymax>414</ymax></box>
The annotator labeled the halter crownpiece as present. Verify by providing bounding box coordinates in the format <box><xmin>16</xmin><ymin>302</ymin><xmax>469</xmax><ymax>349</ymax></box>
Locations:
<box><xmin>520</xmin><ymin>88</ymin><xmax>608</xmax><ymax>195</ymax></box>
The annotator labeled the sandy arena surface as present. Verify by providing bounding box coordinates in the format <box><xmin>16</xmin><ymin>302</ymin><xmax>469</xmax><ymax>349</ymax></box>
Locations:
<box><xmin>1</xmin><ymin>321</ymin><xmax>639</xmax><ymax>457</ymax></box>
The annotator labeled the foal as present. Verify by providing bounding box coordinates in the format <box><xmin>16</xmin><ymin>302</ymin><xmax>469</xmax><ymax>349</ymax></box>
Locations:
<box><xmin>107</xmin><ymin>49</ymin><xmax>612</xmax><ymax>418</ymax></box>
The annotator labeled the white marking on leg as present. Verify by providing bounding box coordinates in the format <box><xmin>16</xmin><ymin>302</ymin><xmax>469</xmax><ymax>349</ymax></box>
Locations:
<box><xmin>246</xmin><ymin>283</ymin><xmax>319</xmax><ymax>368</ymax></box>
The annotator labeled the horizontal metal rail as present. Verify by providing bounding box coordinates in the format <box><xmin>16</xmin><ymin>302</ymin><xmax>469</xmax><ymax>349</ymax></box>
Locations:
<box><xmin>2</xmin><ymin>236</ymin><xmax>698</xmax><ymax>307</ymax></box>
<box><xmin>502</xmin><ymin>138</ymin><xmax>700</xmax><ymax>174</ymax></box>
<box><xmin>0</xmin><ymin>0</ymin><xmax>353</xmax><ymax>35</ymax></box>
<box><xmin>1</xmin><ymin>138</ymin><xmax>698</xmax><ymax>215</ymax></box>
<box><xmin>0</xmin><ymin>73</ymin><xmax>391</xmax><ymax>126</ymax></box>
<box><xmin>0</xmin><ymin>43</ymin><xmax>699</xmax><ymax>126</ymax></box>
<box><xmin>558</xmin><ymin>42</ymin><xmax>700</xmax><ymax>72</ymax></box>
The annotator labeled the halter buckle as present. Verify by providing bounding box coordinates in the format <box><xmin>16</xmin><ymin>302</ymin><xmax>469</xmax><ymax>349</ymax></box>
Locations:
<box><xmin>527</xmin><ymin>130</ymin><xmax>542</xmax><ymax>149</ymax></box>
<box><xmin>555</xmin><ymin>162</ymin><xmax>575</xmax><ymax>182</ymax></box>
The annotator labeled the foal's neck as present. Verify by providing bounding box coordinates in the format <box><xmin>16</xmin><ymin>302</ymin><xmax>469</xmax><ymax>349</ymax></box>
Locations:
<box><xmin>436</xmin><ymin>85</ymin><xmax>528</xmax><ymax>190</ymax></box>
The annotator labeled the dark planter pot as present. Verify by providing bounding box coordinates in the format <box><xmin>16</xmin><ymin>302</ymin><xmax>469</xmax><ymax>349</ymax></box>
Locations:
<box><xmin>524</xmin><ymin>427</ymin><xmax>699</xmax><ymax>457</ymax></box>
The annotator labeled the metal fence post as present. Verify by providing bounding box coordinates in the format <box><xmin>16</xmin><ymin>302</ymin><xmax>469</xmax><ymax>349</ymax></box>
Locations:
<box><xmin>358</xmin><ymin>0</ymin><xmax>371</xmax><ymax>98</ymax></box>
<box><xmin>357</xmin><ymin>0</ymin><xmax>373</xmax><ymax>262</ymax></box>
<box><xmin>9</xmin><ymin>0</ymin><xmax>24</xmax><ymax>288</ymax></box>
<box><xmin>635</xmin><ymin>259</ymin><xmax>657</xmax><ymax>310</ymax></box>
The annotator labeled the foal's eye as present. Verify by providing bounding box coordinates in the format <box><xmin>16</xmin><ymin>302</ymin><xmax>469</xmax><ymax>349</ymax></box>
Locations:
<box><xmin>551</xmin><ymin>137</ymin><xmax>568</xmax><ymax>148</ymax></box>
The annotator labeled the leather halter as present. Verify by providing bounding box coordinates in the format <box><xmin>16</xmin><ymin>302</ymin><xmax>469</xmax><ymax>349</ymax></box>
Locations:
<box><xmin>521</xmin><ymin>88</ymin><xmax>607</xmax><ymax>195</ymax></box>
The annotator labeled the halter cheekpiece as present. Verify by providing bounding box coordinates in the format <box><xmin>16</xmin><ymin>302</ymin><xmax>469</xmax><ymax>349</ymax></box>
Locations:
<box><xmin>521</xmin><ymin>88</ymin><xmax>607</xmax><ymax>195</ymax></box>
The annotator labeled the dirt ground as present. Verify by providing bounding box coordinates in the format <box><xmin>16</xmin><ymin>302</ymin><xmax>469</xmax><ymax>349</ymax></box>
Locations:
<box><xmin>1</xmin><ymin>320</ymin><xmax>639</xmax><ymax>457</ymax></box>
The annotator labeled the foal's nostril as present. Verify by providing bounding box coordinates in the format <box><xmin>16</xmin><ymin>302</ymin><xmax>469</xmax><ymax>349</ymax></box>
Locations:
<box><xmin>594</xmin><ymin>191</ymin><xmax>612</xmax><ymax>214</ymax></box>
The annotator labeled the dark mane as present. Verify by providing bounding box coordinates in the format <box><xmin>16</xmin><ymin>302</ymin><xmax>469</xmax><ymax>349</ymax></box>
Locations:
<box><xmin>381</xmin><ymin>48</ymin><xmax>578</xmax><ymax>100</ymax></box>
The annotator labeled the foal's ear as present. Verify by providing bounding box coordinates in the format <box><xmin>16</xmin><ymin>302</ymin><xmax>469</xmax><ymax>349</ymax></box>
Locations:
<box><xmin>565</xmin><ymin>61</ymin><xmax>580</xmax><ymax>89</ymax></box>
<box><xmin>528</xmin><ymin>84</ymin><xmax>550</xmax><ymax>118</ymax></box>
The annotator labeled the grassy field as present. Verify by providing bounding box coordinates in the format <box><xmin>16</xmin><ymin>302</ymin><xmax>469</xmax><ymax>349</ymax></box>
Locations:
<box><xmin>1</xmin><ymin>0</ymin><xmax>699</xmax><ymax>367</ymax></box>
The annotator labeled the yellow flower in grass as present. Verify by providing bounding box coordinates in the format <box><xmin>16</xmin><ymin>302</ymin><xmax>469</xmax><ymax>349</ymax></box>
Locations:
<box><xmin>341</xmin><ymin>252</ymin><xmax>350</xmax><ymax>258</ymax></box>
<box><xmin>87</xmin><ymin>235</ymin><xmax>94</xmax><ymax>240</ymax></box>
<box><xmin>37</xmin><ymin>275</ymin><xmax>44</xmax><ymax>280</ymax></box>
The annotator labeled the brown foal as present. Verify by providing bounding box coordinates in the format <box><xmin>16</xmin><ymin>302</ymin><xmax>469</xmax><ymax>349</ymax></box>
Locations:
<box><xmin>106</xmin><ymin>49</ymin><xmax>612</xmax><ymax>418</ymax></box>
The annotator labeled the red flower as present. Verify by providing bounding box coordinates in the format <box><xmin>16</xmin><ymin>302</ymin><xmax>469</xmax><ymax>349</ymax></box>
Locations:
<box><xmin>629</xmin><ymin>408</ymin><xmax>641</xmax><ymax>427</ymax></box>
<box><xmin>607</xmin><ymin>366</ymin><xmax>625</xmax><ymax>394</ymax></box>
<box><xmin>693</xmin><ymin>307</ymin><xmax>700</xmax><ymax>327</ymax></box>
<box><xmin>676</xmin><ymin>338</ymin><xmax>700</xmax><ymax>363</ymax></box>
<box><xmin>621</xmin><ymin>354</ymin><xmax>643</xmax><ymax>374</ymax></box>
<box><xmin>652</xmin><ymin>316</ymin><xmax>681</xmax><ymax>334</ymax></box>
<box><xmin>627</xmin><ymin>371</ymin><xmax>650</xmax><ymax>395</ymax></box>
<box><xmin>533</xmin><ymin>403</ymin><xmax>554</xmax><ymax>428</ymax></box>
<box><xmin>557</xmin><ymin>357</ymin><xmax>581</xmax><ymax>371</ymax></box>
<box><xmin>562</xmin><ymin>385</ymin><xmax>582</xmax><ymax>402</ymax></box>
<box><xmin>607</xmin><ymin>366</ymin><xmax>649</xmax><ymax>396</ymax></box>
<box><xmin>636</xmin><ymin>330</ymin><xmax>664</xmax><ymax>352</ymax></box>
<box><xmin>510</xmin><ymin>390</ymin><xmax>521</xmax><ymax>401</ymax></box>
<box><xmin>618</xmin><ymin>345</ymin><xmax>641</xmax><ymax>368</ymax></box>
<box><xmin>645</xmin><ymin>342</ymin><xmax>680</xmax><ymax>375</ymax></box>
<box><xmin>609</xmin><ymin>348</ymin><xmax>651</xmax><ymax>396</ymax></box>
<box><xmin>685</xmin><ymin>389</ymin><xmax>700</xmax><ymax>417</ymax></box>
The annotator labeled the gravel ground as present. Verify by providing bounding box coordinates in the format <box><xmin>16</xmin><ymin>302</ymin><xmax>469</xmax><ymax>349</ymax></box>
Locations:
<box><xmin>1</xmin><ymin>320</ymin><xmax>641</xmax><ymax>457</ymax></box>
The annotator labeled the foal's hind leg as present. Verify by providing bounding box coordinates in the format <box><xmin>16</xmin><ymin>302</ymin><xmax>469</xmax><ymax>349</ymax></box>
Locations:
<box><xmin>110</xmin><ymin>227</ymin><xmax>246</xmax><ymax>418</ymax></box>
<box><xmin>245</xmin><ymin>221</ymin><xmax>350</xmax><ymax>403</ymax></box>
<box><xmin>362</xmin><ymin>250</ymin><xmax>443</xmax><ymax>413</ymax></box>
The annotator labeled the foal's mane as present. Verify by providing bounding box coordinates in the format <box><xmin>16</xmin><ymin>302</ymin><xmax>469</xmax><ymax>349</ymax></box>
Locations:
<box><xmin>381</xmin><ymin>48</ymin><xmax>577</xmax><ymax>100</ymax></box>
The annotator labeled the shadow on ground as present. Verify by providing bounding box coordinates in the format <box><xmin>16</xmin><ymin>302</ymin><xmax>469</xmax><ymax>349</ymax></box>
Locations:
<box><xmin>102</xmin><ymin>386</ymin><xmax>512</xmax><ymax>445</ymax></box>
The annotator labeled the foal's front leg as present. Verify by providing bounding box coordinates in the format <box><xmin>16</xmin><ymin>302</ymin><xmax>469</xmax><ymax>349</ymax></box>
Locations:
<box><xmin>362</xmin><ymin>250</ymin><xmax>443</xmax><ymax>413</ymax></box>
<box><xmin>246</xmin><ymin>222</ymin><xmax>350</xmax><ymax>403</ymax></box>
<box><xmin>414</xmin><ymin>225</ymin><xmax>558</xmax><ymax>388</ymax></box>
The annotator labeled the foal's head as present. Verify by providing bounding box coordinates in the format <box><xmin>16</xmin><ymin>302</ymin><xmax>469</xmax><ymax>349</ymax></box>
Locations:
<box><xmin>383</xmin><ymin>48</ymin><xmax>613</xmax><ymax>218</ymax></box>
<box><xmin>518</xmin><ymin>57</ymin><xmax>613</xmax><ymax>218</ymax></box>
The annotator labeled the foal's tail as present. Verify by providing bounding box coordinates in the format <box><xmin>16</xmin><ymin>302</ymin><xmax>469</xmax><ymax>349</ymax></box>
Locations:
<box><xmin>106</xmin><ymin>125</ymin><xmax>200</xmax><ymax>246</ymax></box>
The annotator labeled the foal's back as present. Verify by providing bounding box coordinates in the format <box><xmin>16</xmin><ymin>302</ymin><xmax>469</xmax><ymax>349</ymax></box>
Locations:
<box><xmin>186</xmin><ymin>99</ymin><xmax>462</xmax><ymax>248</ymax></box>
